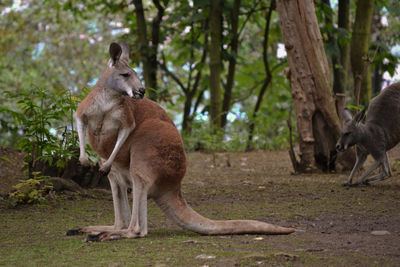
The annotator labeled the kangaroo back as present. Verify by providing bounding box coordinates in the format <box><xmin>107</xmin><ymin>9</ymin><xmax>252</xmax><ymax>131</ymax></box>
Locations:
<box><xmin>366</xmin><ymin>82</ymin><xmax>400</xmax><ymax>149</ymax></box>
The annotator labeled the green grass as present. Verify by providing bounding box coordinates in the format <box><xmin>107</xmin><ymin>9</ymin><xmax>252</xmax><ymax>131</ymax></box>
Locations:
<box><xmin>1</xmin><ymin>151</ymin><xmax>400</xmax><ymax>266</ymax></box>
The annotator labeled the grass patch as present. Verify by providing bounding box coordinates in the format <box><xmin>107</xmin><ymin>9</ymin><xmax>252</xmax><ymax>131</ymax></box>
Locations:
<box><xmin>1</xmin><ymin>150</ymin><xmax>400</xmax><ymax>266</ymax></box>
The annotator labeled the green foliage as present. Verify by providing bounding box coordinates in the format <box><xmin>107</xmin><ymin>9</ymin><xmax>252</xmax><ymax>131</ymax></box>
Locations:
<box><xmin>1</xmin><ymin>0</ymin><xmax>399</xmax><ymax>155</ymax></box>
<box><xmin>8</xmin><ymin>172</ymin><xmax>54</xmax><ymax>206</ymax></box>
<box><xmin>2</xmin><ymin>86</ymin><xmax>82</xmax><ymax>170</ymax></box>
<box><xmin>182</xmin><ymin>78</ymin><xmax>293</xmax><ymax>152</ymax></box>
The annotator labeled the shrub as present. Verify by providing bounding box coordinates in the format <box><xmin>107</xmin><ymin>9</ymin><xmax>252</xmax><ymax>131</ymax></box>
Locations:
<box><xmin>2</xmin><ymin>87</ymin><xmax>93</xmax><ymax>174</ymax></box>
<box><xmin>8</xmin><ymin>172</ymin><xmax>54</xmax><ymax>206</ymax></box>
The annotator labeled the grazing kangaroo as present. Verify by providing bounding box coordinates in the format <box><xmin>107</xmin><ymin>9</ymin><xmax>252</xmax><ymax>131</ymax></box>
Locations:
<box><xmin>68</xmin><ymin>42</ymin><xmax>295</xmax><ymax>241</ymax></box>
<box><xmin>336</xmin><ymin>82</ymin><xmax>400</xmax><ymax>186</ymax></box>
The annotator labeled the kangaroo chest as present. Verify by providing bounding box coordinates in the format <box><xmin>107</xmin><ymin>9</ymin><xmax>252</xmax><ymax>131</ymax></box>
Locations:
<box><xmin>84</xmin><ymin>94</ymin><xmax>125</xmax><ymax>157</ymax></box>
<box><xmin>85</xmin><ymin>92</ymin><xmax>123</xmax><ymax>134</ymax></box>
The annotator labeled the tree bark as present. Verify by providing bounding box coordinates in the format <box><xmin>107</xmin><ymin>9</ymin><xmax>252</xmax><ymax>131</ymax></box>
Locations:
<box><xmin>133</xmin><ymin>0</ymin><xmax>152</xmax><ymax>95</ymax></box>
<box><xmin>321</xmin><ymin>0</ymin><xmax>341</xmax><ymax>96</ymax></box>
<box><xmin>133</xmin><ymin>0</ymin><xmax>164</xmax><ymax>101</ymax></box>
<box><xmin>351</xmin><ymin>0</ymin><xmax>375</xmax><ymax>106</ymax></box>
<box><xmin>221</xmin><ymin>0</ymin><xmax>241</xmax><ymax>128</ymax></box>
<box><xmin>209</xmin><ymin>0</ymin><xmax>223</xmax><ymax>128</ymax></box>
<box><xmin>337</xmin><ymin>0</ymin><xmax>350</xmax><ymax>95</ymax></box>
<box><xmin>276</xmin><ymin>0</ymin><xmax>342</xmax><ymax>172</ymax></box>
<box><xmin>148</xmin><ymin>0</ymin><xmax>164</xmax><ymax>100</ymax></box>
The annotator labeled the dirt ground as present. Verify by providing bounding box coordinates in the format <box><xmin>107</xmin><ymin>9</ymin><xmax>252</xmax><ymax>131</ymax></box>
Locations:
<box><xmin>1</xmin><ymin>147</ymin><xmax>400</xmax><ymax>266</ymax></box>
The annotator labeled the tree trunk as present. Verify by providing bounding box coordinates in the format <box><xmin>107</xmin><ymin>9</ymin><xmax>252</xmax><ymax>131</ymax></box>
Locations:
<box><xmin>221</xmin><ymin>0</ymin><xmax>241</xmax><ymax>128</ymax></box>
<box><xmin>337</xmin><ymin>0</ymin><xmax>350</xmax><ymax>95</ymax></box>
<box><xmin>148</xmin><ymin>0</ymin><xmax>164</xmax><ymax>100</ymax></box>
<box><xmin>371</xmin><ymin>10</ymin><xmax>383</xmax><ymax>95</ymax></box>
<box><xmin>351</xmin><ymin>0</ymin><xmax>375</xmax><ymax>106</ymax></box>
<box><xmin>209</xmin><ymin>0</ymin><xmax>223</xmax><ymax>128</ymax></box>
<box><xmin>133</xmin><ymin>0</ymin><xmax>152</xmax><ymax>96</ymax></box>
<box><xmin>321</xmin><ymin>0</ymin><xmax>341</xmax><ymax>96</ymax></box>
<box><xmin>276</xmin><ymin>0</ymin><xmax>342</xmax><ymax>172</ymax></box>
<box><xmin>133</xmin><ymin>0</ymin><xmax>164</xmax><ymax>101</ymax></box>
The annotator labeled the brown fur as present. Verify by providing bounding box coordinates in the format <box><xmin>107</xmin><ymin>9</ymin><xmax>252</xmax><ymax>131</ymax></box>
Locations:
<box><xmin>70</xmin><ymin>42</ymin><xmax>294</xmax><ymax>241</ymax></box>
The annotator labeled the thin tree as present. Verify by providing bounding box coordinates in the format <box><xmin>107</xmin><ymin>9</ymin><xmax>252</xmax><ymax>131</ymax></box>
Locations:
<box><xmin>337</xmin><ymin>0</ymin><xmax>350</xmax><ymax>95</ymax></box>
<box><xmin>351</xmin><ymin>0</ymin><xmax>375</xmax><ymax>106</ymax></box>
<box><xmin>159</xmin><ymin>19</ymin><xmax>209</xmax><ymax>133</ymax></box>
<box><xmin>209</xmin><ymin>0</ymin><xmax>223</xmax><ymax>128</ymax></box>
<box><xmin>247</xmin><ymin>0</ymin><xmax>275</xmax><ymax>150</ymax></box>
<box><xmin>133</xmin><ymin>0</ymin><xmax>165</xmax><ymax>101</ymax></box>
<box><xmin>221</xmin><ymin>0</ymin><xmax>241</xmax><ymax>128</ymax></box>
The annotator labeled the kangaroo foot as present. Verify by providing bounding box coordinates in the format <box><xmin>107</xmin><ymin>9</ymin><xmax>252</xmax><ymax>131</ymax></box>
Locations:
<box><xmin>99</xmin><ymin>165</ymin><xmax>111</xmax><ymax>175</ymax></box>
<box><xmin>342</xmin><ymin>182</ymin><xmax>359</xmax><ymax>187</ymax></box>
<box><xmin>66</xmin><ymin>228</ymin><xmax>84</xmax><ymax>236</ymax></box>
<box><xmin>85</xmin><ymin>230</ymin><xmax>141</xmax><ymax>242</ymax></box>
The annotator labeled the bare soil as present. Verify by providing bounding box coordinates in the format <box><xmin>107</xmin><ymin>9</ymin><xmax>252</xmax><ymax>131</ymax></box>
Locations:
<box><xmin>0</xmin><ymin>147</ymin><xmax>26</xmax><ymax>197</ymax></box>
<box><xmin>1</xmin><ymin>146</ymin><xmax>399</xmax><ymax>266</ymax></box>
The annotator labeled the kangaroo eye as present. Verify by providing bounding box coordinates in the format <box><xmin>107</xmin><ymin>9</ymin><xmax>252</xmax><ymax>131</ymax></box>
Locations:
<box><xmin>120</xmin><ymin>73</ymin><xmax>130</xmax><ymax>77</ymax></box>
<box><xmin>343</xmin><ymin>132</ymin><xmax>350</xmax><ymax>136</ymax></box>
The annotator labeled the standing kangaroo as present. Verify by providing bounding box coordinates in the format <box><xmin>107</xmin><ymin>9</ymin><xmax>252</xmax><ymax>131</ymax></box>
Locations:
<box><xmin>68</xmin><ymin>42</ymin><xmax>294</xmax><ymax>241</ymax></box>
<box><xmin>336</xmin><ymin>82</ymin><xmax>400</xmax><ymax>186</ymax></box>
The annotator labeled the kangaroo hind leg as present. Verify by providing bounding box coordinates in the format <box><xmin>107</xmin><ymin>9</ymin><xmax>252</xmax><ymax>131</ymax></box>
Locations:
<box><xmin>66</xmin><ymin>166</ymin><xmax>131</xmax><ymax>238</ymax></box>
<box><xmin>88</xmin><ymin>168</ymin><xmax>151</xmax><ymax>241</ymax></box>
<box><xmin>363</xmin><ymin>153</ymin><xmax>392</xmax><ymax>184</ymax></box>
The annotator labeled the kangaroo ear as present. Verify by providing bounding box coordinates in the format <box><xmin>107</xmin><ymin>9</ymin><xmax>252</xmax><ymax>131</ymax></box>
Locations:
<box><xmin>109</xmin><ymin>42</ymin><xmax>122</xmax><ymax>66</ymax></box>
<box><xmin>118</xmin><ymin>40</ymin><xmax>130</xmax><ymax>62</ymax></box>
<box><xmin>341</xmin><ymin>108</ymin><xmax>353</xmax><ymax>124</ymax></box>
<box><xmin>354</xmin><ymin>105</ymin><xmax>368</xmax><ymax>124</ymax></box>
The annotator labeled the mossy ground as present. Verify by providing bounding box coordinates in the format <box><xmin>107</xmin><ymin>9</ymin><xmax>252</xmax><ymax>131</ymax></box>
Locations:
<box><xmin>1</xmin><ymin>149</ymin><xmax>400</xmax><ymax>266</ymax></box>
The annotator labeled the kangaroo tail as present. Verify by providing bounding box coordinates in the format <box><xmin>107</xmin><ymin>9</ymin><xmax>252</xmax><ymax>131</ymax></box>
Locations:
<box><xmin>154</xmin><ymin>189</ymin><xmax>295</xmax><ymax>235</ymax></box>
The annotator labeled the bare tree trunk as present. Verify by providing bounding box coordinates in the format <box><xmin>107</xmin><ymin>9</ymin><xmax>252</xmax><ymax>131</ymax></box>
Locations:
<box><xmin>372</xmin><ymin>11</ymin><xmax>383</xmax><ymax>95</ymax></box>
<box><xmin>351</xmin><ymin>0</ymin><xmax>375</xmax><ymax>106</ymax></box>
<box><xmin>337</xmin><ymin>0</ymin><xmax>350</xmax><ymax>95</ymax></box>
<box><xmin>209</xmin><ymin>0</ymin><xmax>223</xmax><ymax>128</ymax></box>
<box><xmin>221</xmin><ymin>0</ymin><xmax>241</xmax><ymax>128</ymax></box>
<box><xmin>148</xmin><ymin>0</ymin><xmax>164</xmax><ymax>100</ymax></box>
<box><xmin>276</xmin><ymin>0</ymin><xmax>342</xmax><ymax>172</ymax></box>
<box><xmin>133</xmin><ymin>0</ymin><xmax>164</xmax><ymax>101</ymax></box>
<box><xmin>321</xmin><ymin>0</ymin><xmax>341</xmax><ymax>96</ymax></box>
<box><xmin>133</xmin><ymin>0</ymin><xmax>152</xmax><ymax>94</ymax></box>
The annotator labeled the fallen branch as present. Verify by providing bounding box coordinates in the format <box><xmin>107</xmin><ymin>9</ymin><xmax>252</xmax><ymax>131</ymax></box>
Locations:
<box><xmin>50</xmin><ymin>177</ymin><xmax>87</xmax><ymax>195</ymax></box>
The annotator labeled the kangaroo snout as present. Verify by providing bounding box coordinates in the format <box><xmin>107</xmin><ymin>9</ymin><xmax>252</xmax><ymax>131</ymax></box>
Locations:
<box><xmin>336</xmin><ymin>143</ymin><xmax>344</xmax><ymax>152</ymax></box>
<box><xmin>128</xmin><ymin>87</ymin><xmax>145</xmax><ymax>99</ymax></box>
<box><xmin>138</xmin><ymin>87</ymin><xmax>145</xmax><ymax>98</ymax></box>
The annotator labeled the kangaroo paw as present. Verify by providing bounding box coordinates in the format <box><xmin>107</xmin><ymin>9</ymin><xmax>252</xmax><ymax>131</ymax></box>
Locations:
<box><xmin>85</xmin><ymin>233</ymin><xmax>102</xmax><ymax>242</ymax></box>
<box><xmin>99</xmin><ymin>165</ymin><xmax>111</xmax><ymax>175</ymax></box>
<box><xmin>79</xmin><ymin>156</ymin><xmax>90</xmax><ymax>167</ymax></box>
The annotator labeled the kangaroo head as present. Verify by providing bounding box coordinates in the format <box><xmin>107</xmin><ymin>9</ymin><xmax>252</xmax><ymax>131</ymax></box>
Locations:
<box><xmin>105</xmin><ymin>41</ymin><xmax>145</xmax><ymax>99</ymax></box>
<box><xmin>336</xmin><ymin>107</ymin><xmax>367</xmax><ymax>152</ymax></box>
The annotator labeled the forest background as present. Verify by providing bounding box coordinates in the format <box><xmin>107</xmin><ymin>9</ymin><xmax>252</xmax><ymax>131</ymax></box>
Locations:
<box><xmin>0</xmin><ymin>0</ymin><xmax>399</xmax><ymax>172</ymax></box>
